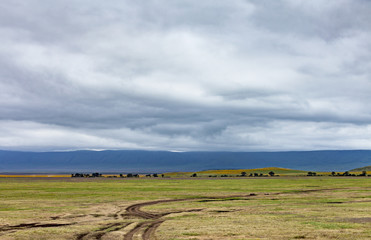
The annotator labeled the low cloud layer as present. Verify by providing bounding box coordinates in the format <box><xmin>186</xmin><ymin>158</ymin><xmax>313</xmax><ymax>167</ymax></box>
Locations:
<box><xmin>1</xmin><ymin>0</ymin><xmax>371</xmax><ymax>151</ymax></box>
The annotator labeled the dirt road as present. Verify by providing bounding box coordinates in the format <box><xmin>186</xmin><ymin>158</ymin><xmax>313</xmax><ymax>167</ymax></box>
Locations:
<box><xmin>0</xmin><ymin>188</ymin><xmax>358</xmax><ymax>240</ymax></box>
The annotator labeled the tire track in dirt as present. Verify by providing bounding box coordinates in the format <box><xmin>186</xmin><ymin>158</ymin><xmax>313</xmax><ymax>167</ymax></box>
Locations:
<box><xmin>123</xmin><ymin>209</ymin><xmax>204</xmax><ymax>240</ymax></box>
<box><xmin>0</xmin><ymin>222</ymin><xmax>74</xmax><ymax>232</ymax></box>
<box><xmin>77</xmin><ymin>222</ymin><xmax>132</xmax><ymax>240</ymax></box>
<box><xmin>78</xmin><ymin>187</ymin><xmax>371</xmax><ymax>239</ymax></box>
<box><xmin>0</xmin><ymin>223</ymin><xmax>76</xmax><ymax>238</ymax></box>
<box><xmin>142</xmin><ymin>220</ymin><xmax>164</xmax><ymax>240</ymax></box>
<box><xmin>120</xmin><ymin>188</ymin><xmax>366</xmax><ymax>240</ymax></box>
<box><xmin>123</xmin><ymin>221</ymin><xmax>151</xmax><ymax>240</ymax></box>
<box><xmin>121</xmin><ymin>195</ymin><xmax>256</xmax><ymax>240</ymax></box>
<box><xmin>123</xmin><ymin>198</ymin><xmax>190</xmax><ymax>219</ymax></box>
<box><xmin>1</xmin><ymin>187</ymin><xmax>366</xmax><ymax>239</ymax></box>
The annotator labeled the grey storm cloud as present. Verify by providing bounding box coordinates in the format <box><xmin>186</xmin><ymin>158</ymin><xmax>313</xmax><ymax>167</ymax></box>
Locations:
<box><xmin>1</xmin><ymin>0</ymin><xmax>371</xmax><ymax>151</ymax></box>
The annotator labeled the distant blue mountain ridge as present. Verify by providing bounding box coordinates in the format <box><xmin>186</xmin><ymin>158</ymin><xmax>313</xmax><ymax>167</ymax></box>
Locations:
<box><xmin>0</xmin><ymin>150</ymin><xmax>370</xmax><ymax>173</ymax></box>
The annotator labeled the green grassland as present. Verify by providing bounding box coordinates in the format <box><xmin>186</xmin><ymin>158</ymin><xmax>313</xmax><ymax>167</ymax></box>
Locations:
<box><xmin>0</xmin><ymin>177</ymin><xmax>370</xmax><ymax>239</ymax></box>
<box><xmin>164</xmin><ymin>167</ymin><xmax>370</xmax><ymax>177</ymax></box>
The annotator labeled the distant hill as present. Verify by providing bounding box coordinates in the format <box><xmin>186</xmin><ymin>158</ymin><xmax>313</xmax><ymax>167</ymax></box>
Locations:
<box><xmin>0</xmin><ymin>150</ymin><xmax>371</xmax><ymax>173</ymax></box>
<box><xmin>350</xmin><ymin>166</ymin><xmax>371</xmax><ymax>172</ymax></box>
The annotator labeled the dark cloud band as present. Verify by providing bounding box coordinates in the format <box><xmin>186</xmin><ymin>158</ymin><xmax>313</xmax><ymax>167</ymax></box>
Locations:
<box><xmin>0</xmin><ymin>0</ymin><xmax>370</xmax><ymax>151</ymax></box>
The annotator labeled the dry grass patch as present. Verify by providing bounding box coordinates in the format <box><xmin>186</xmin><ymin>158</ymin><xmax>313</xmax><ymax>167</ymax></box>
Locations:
<box><xmin>0</xmin><ymin>177</ymin><xmax>370</xmax><ymax>239</ymax></box>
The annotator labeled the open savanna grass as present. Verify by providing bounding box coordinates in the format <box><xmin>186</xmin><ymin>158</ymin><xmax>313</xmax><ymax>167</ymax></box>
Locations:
<box><xmin>0</xmin><ymin>177</ymin><xmax>370</xmax><ymax>239</ymax></box>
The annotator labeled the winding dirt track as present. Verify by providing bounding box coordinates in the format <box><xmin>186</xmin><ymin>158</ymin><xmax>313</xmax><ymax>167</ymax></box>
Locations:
<box><xmin>125</xmin><ymin>199</ymin><xmax>186</xmax><ymax>218</ymax></box>
<box><xmin>142</xmin><ymin>220</ymin><xmax>164</xmax><ymax>240</ymax></box>
<box><xmin>0</xmin><ymin>187</ymin><xmax>361</xmax><ymax>240</ymax></box>
<box><xmin>76</xmin><ymin>222</ymin><xmax>132</xmax><ymax>240</ymax></box>
<box><xmin>122</xmin><ymin>198</ymin><xmax>205</xmax><ymax>240</ymax></box>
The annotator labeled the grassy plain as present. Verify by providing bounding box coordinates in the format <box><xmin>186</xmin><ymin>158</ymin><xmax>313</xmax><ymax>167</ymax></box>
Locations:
<box><xmin>165</xmin><ymin>167</ymin><xmax>371</xmax><ymax>177</ymax></box>
<box><xmin>0</xmin><ymin>177</ymin><xmax>370</xmax><ymax>239</ymax></box>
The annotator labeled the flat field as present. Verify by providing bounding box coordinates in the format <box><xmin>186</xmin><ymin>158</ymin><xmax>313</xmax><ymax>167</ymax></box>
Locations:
<box><xmin>0</xmin><ymin>177</ymin><xmax>370</xmax><ymax>240</ymax></box>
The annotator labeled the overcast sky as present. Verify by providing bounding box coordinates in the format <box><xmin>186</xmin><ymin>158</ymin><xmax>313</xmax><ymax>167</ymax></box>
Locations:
<box><xmin>1</xmin><ymin>0</ymin><xmax>371</xmax><ymax>152</ymax></box>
